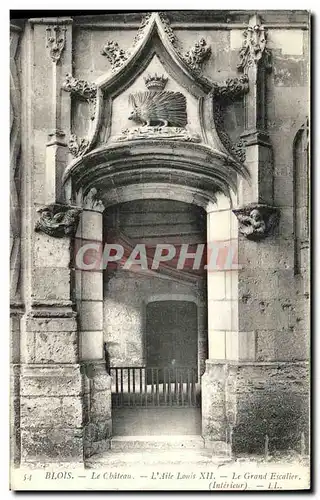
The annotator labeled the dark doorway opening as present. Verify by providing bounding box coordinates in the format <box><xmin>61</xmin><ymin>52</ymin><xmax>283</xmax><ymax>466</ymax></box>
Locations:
<box><xmin>146</xmin><ymin>300</ymin><xmax>198</xmax><ymax>384</ymax></box>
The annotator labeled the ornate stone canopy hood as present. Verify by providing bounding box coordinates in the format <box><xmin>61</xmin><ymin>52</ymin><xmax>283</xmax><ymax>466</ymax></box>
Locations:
<box><xmin>62</xmin><ymin>12</ymin><xmax>250</xmax><ymax>207</ymax></box>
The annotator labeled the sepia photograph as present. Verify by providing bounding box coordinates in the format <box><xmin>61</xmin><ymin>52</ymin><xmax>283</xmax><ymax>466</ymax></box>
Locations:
<box><xmin>9</xmin><ymin>8</ymin><xmax>310</xmax><ymax>491</ymax></box>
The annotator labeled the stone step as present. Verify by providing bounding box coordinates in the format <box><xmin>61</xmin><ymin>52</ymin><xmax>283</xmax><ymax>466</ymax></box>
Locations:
<box><xmin>111</xmin><ymin>435</ymin><xmax>205</xmax><ymax>451</ymax></box>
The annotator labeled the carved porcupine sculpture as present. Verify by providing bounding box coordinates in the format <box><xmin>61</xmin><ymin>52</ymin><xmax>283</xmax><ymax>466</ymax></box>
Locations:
<box><xmin>128</xmin><ymin>91</ymin><xmax>188</xmax><ymax>128</ymax></box>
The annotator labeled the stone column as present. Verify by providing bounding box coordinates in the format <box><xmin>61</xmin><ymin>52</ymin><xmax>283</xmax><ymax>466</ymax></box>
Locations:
<box><xmin>201</xmin><ymin>194</ymin><xmax>239</xmax><ymax>453</ymax></box>
<box><xmin>75</xmin><ymin>188</ymin><xmax>112</xmax><ymax>458</ymax></box>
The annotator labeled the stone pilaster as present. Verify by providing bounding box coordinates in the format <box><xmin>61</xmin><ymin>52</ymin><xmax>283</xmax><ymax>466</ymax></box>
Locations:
<box><xmin>227</xmin><ymin>15</ymin><xmax>309</xmax><ymax>454</ymax></box>
<box><xmin>75</xmin><ymin>188</ymin><xmax>112</xmax><ymax>458</ymax></box>
<box><xmin>10</xmin><ymin>21</ymin><xmax>23</xmax><ymax>467</ymax></box>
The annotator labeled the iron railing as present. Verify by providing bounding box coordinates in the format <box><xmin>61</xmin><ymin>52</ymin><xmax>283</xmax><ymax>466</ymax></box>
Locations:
<box><xmin>110</xmin><ymin>366</ymin><xmax>200</xmax><ymax>408</ymax></box>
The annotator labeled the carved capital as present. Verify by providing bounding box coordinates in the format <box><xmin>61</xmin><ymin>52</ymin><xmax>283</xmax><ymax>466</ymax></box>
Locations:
<box><xmin>210</xmin><ymin>75</ymin><xmax>249</xmax><ymax>103</ymax></box>
<box><xmin>35</xmin><ymin>203</ymin><xmax>81</xmax><ymax>238</ymax></box>
<box><xmin>62</xmin><ymin>74</ymin><xmax>97</xmax><ymax>119</ymax></box>
<box><xmin>232</xmin><ymin>203</ymin><xmax>280</xmax><ymax>241</ymax></box>
<box><xmin>46</xmin><ymin>25</ymin><xmax>66</xmax><ymax>63</ymax></box>
<box><xmin>238</xmin><ymin>18</ymin><xmax>272</xmax><ymax>72</ymax></box>
<box><xmin>68</xmin><ymin>134</ymin><xmax>90</xmax><ymax>158</ymax></box>
<box><xmin>83</xmin><ymin>188</ymin><xmax>105</xmax><ymax>213</ymax></box>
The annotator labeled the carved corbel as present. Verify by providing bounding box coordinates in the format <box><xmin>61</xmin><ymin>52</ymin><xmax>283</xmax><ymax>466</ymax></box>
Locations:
<box><xmin>62</xmin><ymin>73</ymin><xmax>97</xmax><ymax>120</ymax></box>
<box><xmin>232</xmin><ymin>203</ymin><xmax>280</xmax><ymax>241</ymax></box>
<box><xmin>46</xmin><ymin>25</ymin><xmax>66</xmax><ymax>63</ymax></box>
<box><xmin>35</xmin><ymin>203</ymin><xmax>81</xmax><ymax>238</ymax></box>
<box><xmin>68</xmin><ymin>134</ymin><xmax>90</xmax><ymax>158</ymax></box>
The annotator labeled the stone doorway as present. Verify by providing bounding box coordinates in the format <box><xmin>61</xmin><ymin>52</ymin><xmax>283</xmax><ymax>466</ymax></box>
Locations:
<box><xmin>103</xmin><ymin>199</ymin><xmax>207</xmax><ymax>436</ymax></box>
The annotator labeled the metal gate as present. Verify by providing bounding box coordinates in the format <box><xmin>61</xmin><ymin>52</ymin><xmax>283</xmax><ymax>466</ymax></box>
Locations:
<box><xmin>110</xmin><ymin>366</ymin><xmax>200</xmax><ymax>408</ymax></box>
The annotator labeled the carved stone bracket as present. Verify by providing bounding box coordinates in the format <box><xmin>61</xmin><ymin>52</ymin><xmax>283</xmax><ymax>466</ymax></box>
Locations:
<box><xmin>46</xmin><ymin>25</ymin><xmax>67</xmax><ymax>63</ymax></box>
<box><xmin>35</xmin><ymin>203</ymin><xmax>81</xmax><ymax>238</ymax></box>
<box><xmin>68</xmin><ymin>134</ymin><xmax>90</xmax><ymax>158</ymax></box>
<box><xmin>238</xmin><ymin>20</ymin><xmax>272</xmax><ymax>72</ymax></box>
<box><xmin>232</xmin><ymin>203</ymin><xmax>280</xmax><ymax>241</ymax></box>
<box><xmin>62</xmin><ymin>74</ymin><xmax>97</xmax><ymax>119</ymax></box>
<box><xmin>83</xmin><ymin>188</ymin><xmax>105</xmax><ymax>212</ymax></box>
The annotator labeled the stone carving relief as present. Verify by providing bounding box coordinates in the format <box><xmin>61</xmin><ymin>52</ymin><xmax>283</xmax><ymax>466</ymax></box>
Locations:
<box><xmin>35</xmin><ymin>204</ymin><xmax>81</xmax><ymax>238</ymax></box>
<box><xmin>112</xmin><ymin>126</ymin><xmax>201</xmax><ymax>143</ymax></box>
<box><xmin>62</xmin><ymin>73</ymin><xmax>97</xmax><ymax>120</ymax></box>
<box><xmin>83</xmin><ymin>188</ymin><xmax>105</xmax><ymax>212</ymax></box>
<box><xmin>210</xmin><ymin>75</ymin><xmax>249</xmax><ymax>103</ymax></box>
<box><xmin>128</xmin><ymin>74</ymin><xmax>187</xmax><ymax>127</ymax></box>
<box><xmin>68</xmin><ymin>134</ymin><xmax>90</xmax><ymax>158</ymax></box>
<box><xmin>184</xmin><ymin>38</ymin><xmax>212</xmax><ymax>73</ymax></box>
<box><xmin>46</xmin><ymin>25</ymin><xmax>66</xmax><ymax>63</ymax></box>
<box><xmin>233</xmin><ymin>204</ymin><xmax>280</xmax><ymax>241</ymax></box>
<box><xmin>100</xmin><ymin>41</ymin><xmax>128</xmax><ymax>72</ymax></box>
<box><xmin>63</xmin><ymin>12</ymin><xmax>250</xmax><ymax>172</ymax></box>
<box><xmin>238</xmin><ymin>18</ymin><xmax>272</xmax><ymax>72</ymax></box>
<box><xmin>210</xmin><ymin>76</ymin><xmax>249</xmax><ymax>163</ymax></box>
<box><xmin>212</xmin><ymin>105</ymin><xmax>246</xmax><ymax>163</ymax></box>
<box><xmin>111</xmin><ymin>74</ymin><xmax>201</xmax><ymax>143</ymax></box>
<box><xmin>101</xmin><ymin>13</ymin><xmax>211</xmax><ymax>76</ymax></box>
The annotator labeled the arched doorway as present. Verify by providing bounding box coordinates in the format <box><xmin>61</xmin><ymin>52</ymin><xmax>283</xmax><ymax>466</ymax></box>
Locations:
<box><xmin>102</xmin><ymin>198</ymin><xmax>207</xmax><ymax>435</ymax></box>
<box><xmin>64</xmin><ymin>136</ymin><xmax>242</xmax><ymax>452</ymax></box>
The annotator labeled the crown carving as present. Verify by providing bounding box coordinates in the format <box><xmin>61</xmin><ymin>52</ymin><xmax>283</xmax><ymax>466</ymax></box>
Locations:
<box><xmin>144</xmin><ymin>74</ymin><xmax>168</xmax><ymax>91</ymax></box>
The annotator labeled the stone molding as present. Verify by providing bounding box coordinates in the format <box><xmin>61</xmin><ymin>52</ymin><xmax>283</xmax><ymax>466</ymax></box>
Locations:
<box><xmin>10</xmin><ymin>25</ymin><xmax>22</xmax><ymax>302</ymax></box>
<box><xmin>35</xmin><ymin>203</ymin><xmax>81</xmax><ymax>238</ymax></box>
<box><xmin>111</xmin><ymin>126</ymin><xmax>201</xmax><ymax>144</ymax></box>
<box><xmin>232</xmin><ymin>203</ymin><xmax>280</xmax><ymax>241</ymax></box>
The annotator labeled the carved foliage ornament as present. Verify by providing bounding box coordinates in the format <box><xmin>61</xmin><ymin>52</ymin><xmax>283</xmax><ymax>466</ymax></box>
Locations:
<box><xmin>101</xmin><ymin>13</ymin><xmax>211</xmax><ymax>75</ymax></box>
<box><xmin>232</xmin><ymin>204</ymin><xmax>280</xmax><ymax>241</ymax></box>
<box><xmin>35</xmin><ymin>204</ymin><xmax>81</xmax><ymax>238</ymax></box>
<box><xmin>62</xmin><ymin>74</ymin><xmax>97</xmax><ymax>120</ymax></box>
<box><xmin>184</xmin><ymin>38</ymin><xmax>212</xmax><ymax>73</ymax></box>
<box><xmin>46</xmin><ymin>25</ymin><xmax>66</xmax><ymax>63</ymax></box>
<box><xmin>100</xmin><ymin>41</ymin><xmax>128</xmax><ymax>72</ymax></box>
<box><xmin>68</xmin><ymin>134</ymin><xmax>90</xmax><ymax>158</ymax></box>
<box><xmin>210</xmin><ymin>75</ymin><xmax>249</xmax><ymax>103</ymax></box>
<box><xmin>238</xmin><ymin>23</ymin><xmax>271</xmax><ymax>71</ymax></box>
